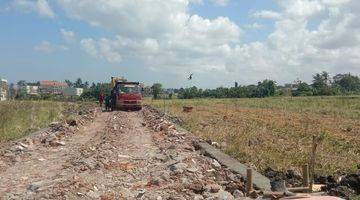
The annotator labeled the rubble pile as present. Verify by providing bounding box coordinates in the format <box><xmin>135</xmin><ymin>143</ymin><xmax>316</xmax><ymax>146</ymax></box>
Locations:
<box><xmin>141</xmin><ymin>108</ymin><xmax>249</xmax><ymax>199</ymax></box>
<box><xmin>0</xmin><ymin>107</ymin><xmax>98</xmax><ymax>170</ymax></box>
<box><xmin>13</xmin><ymin>108</ymin><xmax>250</xmax><ymax>199</ymax></box>
<box><xmin>4</xmin><ymin>106</ymin><xmax>355</xmax><ymax>199</ymax></box>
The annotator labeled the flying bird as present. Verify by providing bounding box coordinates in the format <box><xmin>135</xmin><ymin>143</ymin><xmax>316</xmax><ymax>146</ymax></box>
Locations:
<box><xmin>188</xmin><ymin>73</ymin><xmax>193</xmax><ymax>80</ymax></box>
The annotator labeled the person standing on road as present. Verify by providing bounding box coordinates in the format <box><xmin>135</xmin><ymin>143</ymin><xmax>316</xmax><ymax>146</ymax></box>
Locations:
<box><xmin>105</xmin><ymin>95</ymin><xmax>111</xmax><ymax>111</ymax></box>
<box><xmin>99</xmin><ymin>92</ymin><xmax>104</xmax><ymax>108</ymax></box>
<box><xmin>110</xmin><ymin>89</ymin><xmax>116</xmax><ymax>111</ymax></box>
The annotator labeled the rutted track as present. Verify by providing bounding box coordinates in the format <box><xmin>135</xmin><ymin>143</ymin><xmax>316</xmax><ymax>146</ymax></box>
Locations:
<box><xmin>0</xmin><ymin>108</ymin><xmax>247</xmax><ymax>199</ymax></box>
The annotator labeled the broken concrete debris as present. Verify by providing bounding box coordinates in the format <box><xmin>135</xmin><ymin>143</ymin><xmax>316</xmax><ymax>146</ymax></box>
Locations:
<box><xmin>0</xmin><ymin>106</ymin><xmax>354</xmax><ymax>199</ymax></box>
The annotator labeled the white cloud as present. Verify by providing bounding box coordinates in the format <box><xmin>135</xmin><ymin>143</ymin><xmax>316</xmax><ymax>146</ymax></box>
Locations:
<box><xmin>34</xmin><ymin>41</ymin><xmax>53</xmax><ymax>53</ymax></box>
<box><xmin>80</xmin><ymin>38</ymin><xmax>122</xmax><ymax>62</ymax></box>
<box><xmin>244</xmin><ymin>22</ymin><xmax>263</xmax><ymax>30</ymax></box>
<box><xmin>34</xmin><ymin>41</ymin><xmax>67</xmax><ymax>53</ymax></box>
<box><xmin>251</xmin><ymin>10</ymin><xmax>282</xmax><ymax>20</ymax></box>
<box><xmin>12</xmin><ymin>0</ymin><xmax>55</xmax><ymax>18</ymax></box>
<box><xmin>56</xmin><ymin>0</ymin><xmax>360</xmax><ymax>86</ymax></box>
<box><xmin>62</xmin><ymin>0</ymin><xmax>241</xmax><ymax>70</ymax></box>
<box><xmin>34</xmin><ymin>40</ymin><xmax>68</xmax><ymax>53</ymax></box>
<box><xmin>278</xmin><ymin>0</ymin><xmax>324</xmax><ymax>19</ymax></box>
<box><xmin>210</xmin><ymin>0</ymin><xmax>230</xmax><ymax>6</ymax></box>
<box><xmin>80</xmin><ymin>38</ymin><xmax>97</xmax><ymax>58</ymax></box>
<box><xmin>60</xmin><ymin>29</ymin><xmax>76</xmax><ymax>43</ymax></box>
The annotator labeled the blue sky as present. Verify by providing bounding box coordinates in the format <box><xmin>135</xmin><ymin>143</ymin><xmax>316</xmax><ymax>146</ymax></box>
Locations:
<box><xmin>0</xmin><ymin>0</ymin><xmax>359</xmax><ymax>88</ymax></box>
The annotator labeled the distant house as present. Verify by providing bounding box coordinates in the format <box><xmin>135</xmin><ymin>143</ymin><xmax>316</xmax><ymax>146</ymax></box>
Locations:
<box><xmin>21</xmin><ymin>85</ymin><xmax>39</xmax><ymax>95</ymax></box>
<box><xmin>0</xmin><ymin>78</ymin><xmax>8</xmax><ymax>101</ymax></box>
<box><xmin>39</xmin><ymin>80</ymin><xmax>68</xmax><ymax>95</ymax></box>
<box><xmin>63</xmin><ymin>88</ymin><xmax>84</xmax><ymax>97</ymax></box>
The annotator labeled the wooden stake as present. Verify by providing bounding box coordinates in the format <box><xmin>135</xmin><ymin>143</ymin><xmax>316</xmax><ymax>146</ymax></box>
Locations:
<box><xmin>309</xmin><ymin>135</ymin><xmax>320</xmax><ymax>192</ymax></box>
<box><xmin>246</xmin><ymin>168</ymin><xmax>253</xmax><ymax>194</ymax></box>
<box><xmin>302</xmin><ymin>164</ymin><xmax>309</xmax><ymax>187</ymax></box>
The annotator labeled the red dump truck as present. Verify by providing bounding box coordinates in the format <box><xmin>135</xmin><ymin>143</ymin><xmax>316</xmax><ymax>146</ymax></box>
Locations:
<box><xmin>112</xmin><ymin>81</ymin><xmax>143</xmax><ymax>110</ymax></box>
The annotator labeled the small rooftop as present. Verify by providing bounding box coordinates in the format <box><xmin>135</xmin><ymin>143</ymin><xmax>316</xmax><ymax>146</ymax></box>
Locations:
<box><xmin>40</xmin><ymin>80</ymin><xmax>68</xmax><ymax>87</ymax></box>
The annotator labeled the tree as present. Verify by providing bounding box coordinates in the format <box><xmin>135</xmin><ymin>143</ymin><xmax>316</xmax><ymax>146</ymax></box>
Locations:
<box><xmin>256</xmin><ymin>80</ymin><xmax>276</xmax><ymax>97</ymax></box>
<box><xmin>17</xmin><ymin>80</ymin><xmax>27</xmax><ymax>86</ymax></box>
<box><xmin>312</xmin><ymin>71</ymin><xmax>332</xmax><ymax>95</ymax></box>
<box><xmin>74</xmin><ymin>78</ymin><xmax>83</xmax><ymax>88</ymax></box>
<box><xmin>333</xmin><ymin>73</ymin><xmax>360</xmax><ymax>93</ymax></box>
<box><xmin>65</xmin><ymin>80</ymin><xmax>73</xmax><ymax>87</ymax></box>
<box><xmin>292</xmin><ymin>81</ymin><xmax>313</xmax><ymax>96</ymax></box>
<box><xmin>84</xmin><ymin>81</ymin><xmax>89</xmax><ymax>89</ymax></box>
<box><xmin>80</xmin><ymin>83</ymin><xmax>112</xmax><ymax>100</ymax></box>
<box><xmin>151</xmin><ymin>83</ymin><xmax>162</xmax><ymax>99</ymax></box>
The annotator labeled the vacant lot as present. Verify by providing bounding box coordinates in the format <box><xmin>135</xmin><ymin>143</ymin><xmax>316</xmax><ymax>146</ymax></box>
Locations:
<box><xmin>147</xmin><ymin>96</ymin><xmax>360</xmax><ymax>175</ymax></box>
<box><xmin>0</xmin><ymin>101</ymin><xmax>78</xmax><ymax>142</ymax></box>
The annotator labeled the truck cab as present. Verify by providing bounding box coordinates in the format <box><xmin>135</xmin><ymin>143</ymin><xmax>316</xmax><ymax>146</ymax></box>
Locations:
<box><xmin>114</xmin><ymin>82</ymin><xmax>143</xmax><ymax>110</ymax></box>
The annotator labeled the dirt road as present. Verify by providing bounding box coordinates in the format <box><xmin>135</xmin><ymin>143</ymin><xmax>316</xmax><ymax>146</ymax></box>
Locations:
<box><xmin>0</xmin><ymin>108</ymin><xmax>246</xmax><ymax>199</ymax></box>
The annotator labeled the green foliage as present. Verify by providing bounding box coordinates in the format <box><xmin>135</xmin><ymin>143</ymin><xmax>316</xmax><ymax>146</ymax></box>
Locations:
<box><xmin>151</xmin><ymin>83</ymin><xmax>162</xmax><ymax>99</ymax></box>
<box><xmin>333</xmin><ymin>73</ymin><xmax>360</xmax><ymax>93</ymax></box>
<box><xmin>175</xmin><ymin>72</ymin><xmax>359</xmax><ymax>99</ymax></box>
<box><xmin>81</xmin><ymin>83</ymin><xmax>113</xmax><ymax>100</ymax></box>
<box><xmin>312</xmin><ymin>71</ymin><xmax>333</xmax><ymax>95</ymax></box>
<box><xmin>292</xmin><ymin>81</ymin><xmax>313</xmax><ymax>96</ymax></box>
<box><xmin>256</xmin><ymin>79</ymin><xmax>276</xmax><ymax>97</ymax></box>
<box><xmin>178</xmin><ymin>80</ymin><xmax>277</xmax><ymax>99</ymax></box>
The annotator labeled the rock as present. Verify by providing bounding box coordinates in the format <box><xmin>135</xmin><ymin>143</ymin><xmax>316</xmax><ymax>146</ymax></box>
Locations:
<box><xmin>232</xmin><ymin>190</ymin><xmax>244</xmax><ymax>198</ymax></box>
<box><xmin>136</xmin><ymin>189</ymin><xmax>146</xmax><ymax>198</ymax></box>
<box><xmin>205</xmin><ymin>184</ymin><xmax>222</xmax><ymax>193</ymax></box>
<box><xmin>194</xmin><ymin>195</ymin><xmax>204</xmax><ymax>200</ymax></box>
<box><xmin>328</xmin><ymin>186</ymin><xmax>355</xmax><ymax>198</ymax></box>
<box><xmin>154</xmin><ymin>154</ymin><xmax>168</xmax><ymax>162</ymax></box>
<box><xmin>187</xmin><ymin>182</ymin><xmax>204</xmax><ymax>194</ymax></box>
<box><xmin>270</xmin><ymin>180</ymin><xmax>295</xmax><ymax>197</ymax></box>
<box><xmin>49</xmin><ymin>122</ymin><xmax>60</xmax><ymax>126</ymax></box>
<box><xmin>211</xmin><ymin>159</ymin><xmax>221</xmax><ymax>169</ymax></box>
<box><xmin>19</xmin><ymin>142</ymin><xmax>29</xmax><ymax>149</ymax></box>
<box><xmin>187</xmin><ymin>167</ymin><xmax>198</xmax><ymax>173</ymax></box>
<box><xmin>66</xmin><ymin>119</ymin><xmax>77</xmax><ymax>126</ymax></box>
<box><xmin>225</xmin><ymin>182</ymin><xmax>244</xmax><ymax>193</ymax></box>
<box><xmin>160</xmin><ymin>171</ymin><xmax>171</xmax><ymax>181</ymax></box>
<box><xmin>148</xmin><ymin>177</ymin><xmax>162</xmax><ymax>186</ymax></box>
<box><xmin>248</xmin><ymin>191</ymin><xmax>258</xmax><ymax>199</ymax></box>
<box><xmin>168</xmin><ymin>144</ymin><xmax>176</xmax><ymax>149</ymax></box>
<box><xmin>340</xmin><ymin>173</ymin><xmax>360</xmax><ymax>193</ymax></box>
<box><xmin>211</xmin><ymin>142</ymin><xmax>221</xmax><ymax>148</ymax></box>
<box><xmin>286</xmin><ymin>168</ymin><xmax>302</xmax><ymax>180</ymax></box>
<box><xmin>27</xmin><ymin>183</ymin><xmax>40</xmax><ymax>192</ymax></box>
<box><xmin>169</xmin><ymin>162</ymin><xmax>188</xmax><ymax>173</ymax></box>
<box><xmin>87</xmin><ymin>190</ymin><xmax>100</xmax><ymax>199</ymax></box>
<box><xmin>55</xmin><ymin>141</ymin><xmax>66</xmax><ymax>146</ymax></box>
<box><xmin>270</xmin><ymin>180</ymin><xmax>286</xmax><ymax>192</ymax></box>
<box><xmin>208</xmin><ymin>190</ymin><xmax>235</xmax><ymax>200</ymax></box>
<box><xmin>15</xmin><ymin>145</ymin><xmax>25</xmax><ymax>152</ymax></box>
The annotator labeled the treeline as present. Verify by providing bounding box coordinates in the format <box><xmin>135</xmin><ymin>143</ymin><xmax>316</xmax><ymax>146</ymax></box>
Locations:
<box><xmin>176</xmin><ymin>72</ymin><xmax>360</xmax><ymax>99</ymax></box>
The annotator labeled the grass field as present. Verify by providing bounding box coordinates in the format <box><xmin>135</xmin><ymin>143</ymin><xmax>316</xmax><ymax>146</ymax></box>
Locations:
<box><xmin>147</xmin><ymin>96</ymin><xmax>360</xmax><ymax>175</ymax></box>
<box><xmin>0</xmin><ymin>101</ymin><xmax>77</xmax><ymax>142</ymax></box>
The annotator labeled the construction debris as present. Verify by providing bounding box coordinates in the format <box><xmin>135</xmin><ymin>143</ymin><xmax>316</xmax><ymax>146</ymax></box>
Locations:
<box><xmin>0</xmin><ymin>106</ymin><xmax>354</xmax><ymax>199</ymax></box>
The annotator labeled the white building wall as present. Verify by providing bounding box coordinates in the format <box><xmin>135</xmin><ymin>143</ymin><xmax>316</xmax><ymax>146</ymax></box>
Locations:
<box><xmin>0</xmin><ymin>78</ymin><xmax>8</xmax><ymax>101</ymax></box>
<box><xmin>63</xmin><ymin>88</ymin><xmax>84</xmax><ymax>97</ymax></box>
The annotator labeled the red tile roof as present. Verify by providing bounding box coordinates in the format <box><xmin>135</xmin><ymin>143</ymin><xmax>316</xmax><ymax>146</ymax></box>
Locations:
<box><xmin>40</xmin><ymin>80</ymin><xmax>68</xmax><ymax>87</ymax></box>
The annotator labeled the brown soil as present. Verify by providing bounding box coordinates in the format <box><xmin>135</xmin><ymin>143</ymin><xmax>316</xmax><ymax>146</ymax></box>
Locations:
<box><xmin>0</xmin><ymin>108</ymin><xmax>245</xmax><ymax>199</ymax></box>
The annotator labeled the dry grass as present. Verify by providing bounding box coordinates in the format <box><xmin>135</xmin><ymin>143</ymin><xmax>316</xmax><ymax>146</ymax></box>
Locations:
<box><xmin>0</xmin><ymin>101</ymin><xmax>75</xmax><ymax>142</ymax></box>
<box><xmin>147</xmin><ymin>96</ymin><xmax>360</xmax><ymax>175</ymax></box>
